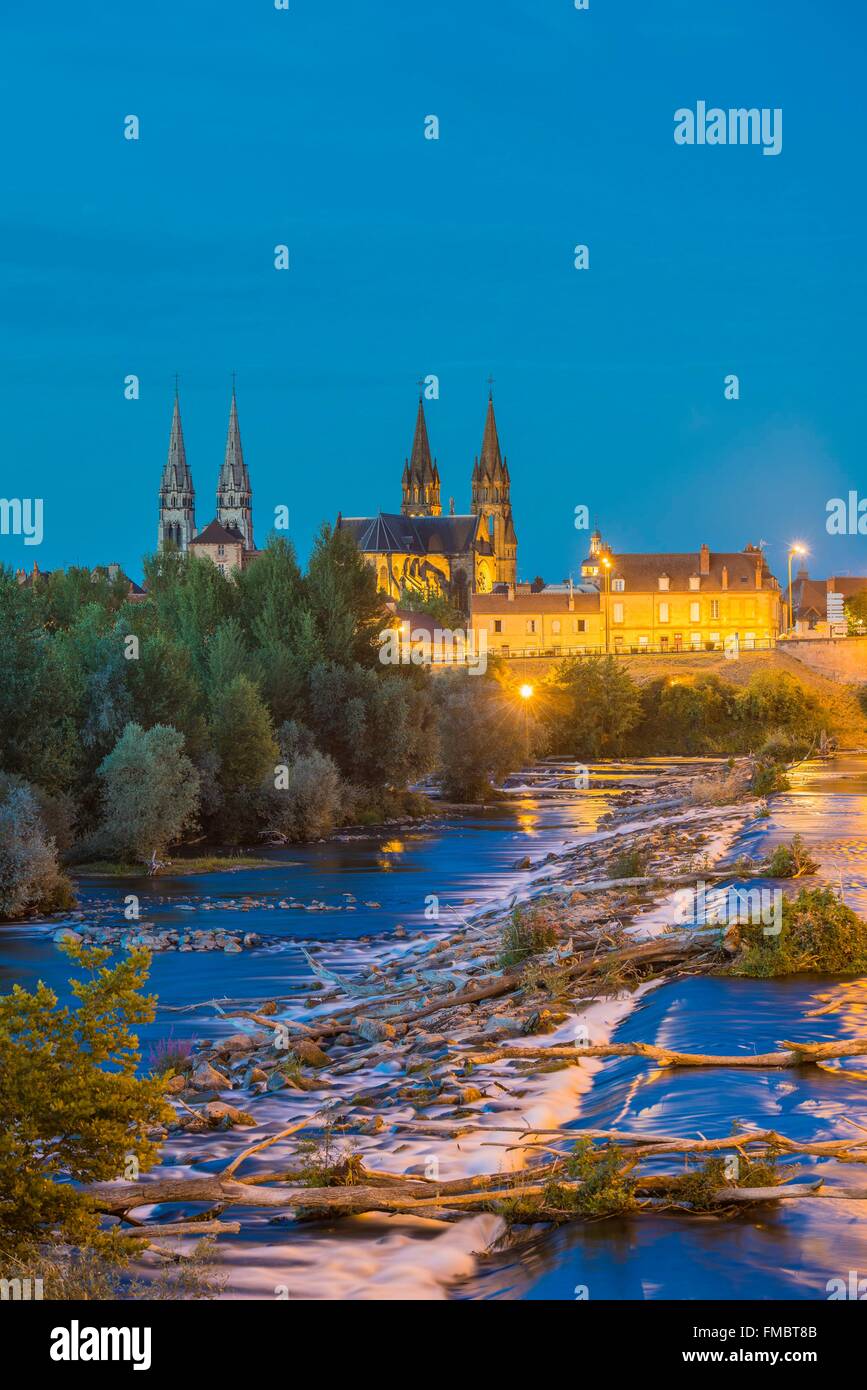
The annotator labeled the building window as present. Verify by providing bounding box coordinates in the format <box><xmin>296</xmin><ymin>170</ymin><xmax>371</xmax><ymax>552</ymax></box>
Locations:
<box><xmin>689</xmin><ymin>575</ymin><xmax>700</xmax><ymax>590</ymax></box>
<box><xmin>612</xmin><ymin>577</ymin><xmax>625</xmax><ymax>592</ymax></box>
<box><xmin>710</xmin><ymin>599</ymin><xmax>720</xmax><ymax>619</ymax></box>
<box><xmin>551</xmin><ymin>619</ymin><xmax>561</xmax><ymax>634</ymax></box>
<box><xmin>690</xmin><ymin>632</ymin><xmax>701</xmax><ymax>647</ymax></box>
<box><xmin>689</xmin><ymin>601</ymin><xmax>700</xmax><ymax>623</ymax></box>
<box><xmin>574</xmin><ymin>618</ymin><xmax>586</xmax><ymax>633</ymax></box>
<box><xmin>613</xmin><ymin>602</ymin><xmax>624</xmax><ymax>624</ymax></box>
<box><xmin>526</xmin><ymin>619</ymin><xmax>537</xmax><ymax>634</ymax></box>
<box><xmin>493</xmin><ymin>619</ymin><xmax>502</xmax><ymax>634</ymax></box>
<box><xmin>658</xmin><ymin>602</ymin><xmax>670</xmax><ymax>622</ymax></box>
<box><xmin>710</xmin><ymin>632</ymin><xmax>720</xmax><ymax>645</ymax></box>
<box><xmin>658</xmin><ymin>575</ymin><xmax>670</xmax><ymax>591</ymax></box>
<box><xmin>638</xmin><ymin>634</ymin><xmax>649</xmax><ymax>648</ymax></box>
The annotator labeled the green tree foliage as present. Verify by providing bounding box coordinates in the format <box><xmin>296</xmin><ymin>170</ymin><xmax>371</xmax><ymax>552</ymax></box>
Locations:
<box><xmin>547</xmin><ymin>655</ymin><xmax>642</xmax><ymax>758</ymax></box>
<box><xmin>0</xmin><ymin>778</ymin><xmax>75</xmax><ymax>921</ymax></box>
<box><xmin>436</xmin><ymin>674</ymin><xmax>531</xmax><ymax>800</ymax></box>
<box><xmin>96</xmin><ymin>723</ymin><xmax>200</xmax><ymax>862</ymax></box>
<box><xmin>210</xmin><ymin>675</ymin><xmax>278</xmax><ymax>793</ymax></box>
<box><xmin>264</xmin><ymin>749</ymin><xmax>343</xmax><ymax>842</ymax></box>
<box><xmin>0</xmin><ymin>941</ymin><xmax>170</xmax><ymax>1257</ymax></box>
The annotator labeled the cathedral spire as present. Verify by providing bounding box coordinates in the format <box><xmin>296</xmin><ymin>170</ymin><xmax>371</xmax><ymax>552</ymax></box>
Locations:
<box><xmin>401</xmin><ymin>392</ymin><xmax>441</xmax><ymax>516</ymax></box>
<box><xmin>478</xmin><ymin>390</ymin><xmax>506</xmax><ymax>482</ymax></box>
<box><xmin>158</xmin><ymin>384</ymin><xmax>196</xmax><ymax>552</ymax></box>
<box><xmin>216</xmin><ymin>381</ymin><xmax>254</xmax><ymax>549</ymax></box>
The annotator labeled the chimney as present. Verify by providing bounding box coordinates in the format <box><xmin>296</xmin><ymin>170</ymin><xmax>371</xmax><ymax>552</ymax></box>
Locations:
<box><xmin>721</xmin><ymin>565</ymin><xmax>728</xmax><ymax>591</ymax></box>
<box><xmin>699</xmin><ymin>543</ymin><xmax>710</xmax><ymax>576</ymax></box>
<box><xmin>449</xmin><ymin>496</ymin><xmax>455</xmax><ymax>515</ymax></box>
<box><xmin>568</xmin><ymin>576</ymin><xmax>574</xmax><ymax>612</ymax></box>
<box><xmin>755</xmin><ymin>559</ymin><xmax>763</xmax><ymax>589</ymax></box>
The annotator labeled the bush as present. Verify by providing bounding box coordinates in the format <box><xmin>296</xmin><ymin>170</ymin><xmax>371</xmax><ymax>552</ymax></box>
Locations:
<box><xmin>608</xmin><ymin>846</ymin><xmax>650</xmax><ymax>879</ymax></box>
<box><xmin>764</xmin><ymin>835</ymin><xmax>819</xmax><ymax>878</ymax></box>
<box><xmin>749</xmin><ymin>761</ymin><xmax>790</xmax><ymax>798</ymax></box>
<box><xmin>265</xmin><ymin>750</ymin><xmax>343</xmax><ymax>842</ymax></box>
<box><xmin>96</xmin><ymin>722</ymin><xmax>200</xmax><ymax>862</ymax></box>
<box><xmin>0</xmin><ymin>940</ymin><xmax>171</xmax><ymax>1258</ymax></box>
<box><xmin>437</xmin><ymin>674</ymin><xmax>537</xmax><ymax>801</ymax></box>
<box><xmin>499</xmin><ymin>904</ymin><xmax>558</xmax><ymax>967</ymax></box>
<box><xmin>547</xmin><ymin>655</ymin><xmax>641</xmax><ymax>758</ymax></box>
<box><xmin>756</xmin><ymin>729</ymin><xmax>811</xmax><ymax>765</ymax></box>
<box><xmin>728</xmin><ymin>888</ymin><xmax>867</xmax><ymax>977</ymax></box>
<box><xmin>0</xmin><ymin>779</ymin><xmax>75</xmax><ymax>921</ymax></box>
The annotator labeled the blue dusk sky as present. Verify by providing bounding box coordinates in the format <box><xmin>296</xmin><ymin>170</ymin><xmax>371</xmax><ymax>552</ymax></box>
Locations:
<box><xmin>1</xmin><ymin>0</ymin><xmax>866</xmax><ymax>585</ymax></box>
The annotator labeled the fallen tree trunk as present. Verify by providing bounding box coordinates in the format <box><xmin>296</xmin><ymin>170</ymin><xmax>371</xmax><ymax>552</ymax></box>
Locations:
<box><xmin>454</xmin><ymin>1037</ymin><xmax>867</xmax><ymax>1070</ymax></box>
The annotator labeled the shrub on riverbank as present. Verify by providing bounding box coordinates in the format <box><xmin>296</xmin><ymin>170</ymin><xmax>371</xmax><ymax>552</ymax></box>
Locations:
<box><xmin>0</xmin><ymin>940</ymin><xmax>170</xmax><ymax>1260</ymax></box>
<box><xmin>0</xmin><ymin>777</ymin><xmax>75</xmax><ymax>920</ymax></box>
<box><xmin>499</xmin><ymin>903</ymin><xmax>558</xmax><ymax>967</ymax></box>
<box><xmin>727</xmin><ymin>888</ymin><xmax>867</xmax><ymax>977</ymax></box>
<box><xmin>763</xmin><ymin>835</ymin><xmax>819</xmax><ymax>878</ymax></box>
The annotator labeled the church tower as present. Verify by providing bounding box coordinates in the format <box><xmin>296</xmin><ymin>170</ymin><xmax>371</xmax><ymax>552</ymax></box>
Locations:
<box><xmin>401</xmin><ymin>394</ymin><xmax>441</xmax><ymax>516</ymax></box>
<box><xmin>158</xmin><ymin>386</ymin><xmax>196</xmax><ymax>551</ymax></box>
<box><xmin>471</xmin><ymin>389</ymin><xmax>517</xmax><ymax>585</ymax></box>
<box><xmin>216</xmin><ymin>384</ymin><xmax>254</xmax><ymax>548</ymax></box>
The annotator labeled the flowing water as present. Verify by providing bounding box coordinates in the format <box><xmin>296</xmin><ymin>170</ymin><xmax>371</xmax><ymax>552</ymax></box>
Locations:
<box><xmin>3</xmin><ymin>756</ymin><xmax>866</xmax><ymax>1299</ymax></box>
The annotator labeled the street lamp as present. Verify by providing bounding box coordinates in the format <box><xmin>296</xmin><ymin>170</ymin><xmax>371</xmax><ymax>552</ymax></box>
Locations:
<box><xmin>787</xmin><ymin>544</ymin><xmax>807</xmax><ymax>633</ymax></box>
<box><xmin>518</xmin><ymin>682</ymin><xmax>534</xmax><ymax>753</ymax></box>
<box><xmin>601</xmin><ymin>555</ymin><xmax>612</xmax><ymax>653</ymax></box>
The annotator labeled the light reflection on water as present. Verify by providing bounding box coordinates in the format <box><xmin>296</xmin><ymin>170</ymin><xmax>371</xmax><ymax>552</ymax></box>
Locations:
<box><xmin>458</xmin><ymin>754</ymin><xmax>867</xmax><ymax>1300</ymax></box>
<box><xmin>4</xmin><ymin>755</ymin><xmax>866</xmax><ymax>1298</ymax></box>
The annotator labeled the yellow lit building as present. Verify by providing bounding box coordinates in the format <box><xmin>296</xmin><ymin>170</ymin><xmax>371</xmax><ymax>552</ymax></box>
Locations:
<box><xmin>583</xmin><ymin>533</ymin><xmax>782</xmax><ymax>652</ymax></box>
<box><xmin>470</xmin><ymin>535</ymin><xmax>782</xmax><ymax>658</ymax></box>
<box><xmin>471</xmin><ymin>585</ymin><xmax>603</xmax><ymax>656</ymax></box>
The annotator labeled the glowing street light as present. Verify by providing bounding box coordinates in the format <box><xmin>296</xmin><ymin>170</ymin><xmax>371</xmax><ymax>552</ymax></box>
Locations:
<box><xmin>519</xmin><ymin>683</ymin><xmax>534</xmax><ymax>700</ymax></box>
<box><xmin>601</xmin><ymin>555</ymin><xmax>612</xmax><ymax>653</ymax></box>
<box><xmin>787</xmin><ymin>543</ymin><xmax>808</xmax><ymax>633</ymax></box>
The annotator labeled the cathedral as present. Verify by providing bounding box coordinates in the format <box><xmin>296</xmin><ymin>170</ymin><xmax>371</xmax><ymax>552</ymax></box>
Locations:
<box><xmin>157</xmin><ymin>385</ymin><xmax>258</xmax><ymax>574</ymax></box>
<box><xmin>337</xmin><ymin>389</ymin><xmax>518</xmax><ymax>611</ymax></box>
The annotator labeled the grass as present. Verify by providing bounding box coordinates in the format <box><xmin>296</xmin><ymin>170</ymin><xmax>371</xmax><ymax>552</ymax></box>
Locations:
<box><xmin>608</xmin><ymin>846</ymin><xmax>650</xmax><ymax>879</ymax></box>
<box><xmin>763</xmin><ymin>834</ymin><xmax>819</xmax><ymax>878</ymax></box>
<box><xmin>74</xmin><ymin>855</ymin><xmax>272</xmax><ymax>877</ymax></box>
<box><xmin>727</xmin><ymin>887</ymin><xmax>867</xmax><ymax>977</ymax></box>
<box><xmin>498</xmin><ymin>904</ymin><xmax>558</xmax><ymax>968</ymax></box>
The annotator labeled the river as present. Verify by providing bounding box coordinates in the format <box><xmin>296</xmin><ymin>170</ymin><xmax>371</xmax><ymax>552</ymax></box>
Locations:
<box><xmin>3</xmin><ymin>755</ymin><xmax>866</xmax><ymax>1300</ymax></box>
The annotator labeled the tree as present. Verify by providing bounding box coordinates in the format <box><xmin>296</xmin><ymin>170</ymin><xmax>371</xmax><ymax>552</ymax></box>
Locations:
<box><xmin>210</xmin><ymin>675</ymin><xmax>278</xmax><ymax>793</ymax></box>
<box><xmin>547</xmin><ymin>655</ymin><xmax>641</xmax><ymax>758</ymax></box>
<box><xmin>435</xmin><ymin>675</ymin><xmax>529</xmax><ymax>801</ymax></box>
<box><xmin>96</xmin><ymin>723</ymin><xmax>200</xmax><ymax>861</ymax></box>
<box><xmin>0</xmin><ymin>778</ymin><xmax>74</xmax><ymax>921</ymax></box>
<box><xmin>264</xmin><ymin>749</ymin><xmax>343</xmax><ymax>841</ymax></box>
<box><xmin>305</xmin><ymin>523</ymin><xmax>388</xmax><ymax>666</ymax></box>
<box><xmin>0</xmin><ymin>941</ymin><xmax>170</xmax><ymax>1258</ymax></box>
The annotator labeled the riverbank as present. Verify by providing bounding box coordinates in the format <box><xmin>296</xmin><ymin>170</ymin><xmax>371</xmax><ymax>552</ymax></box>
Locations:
<box><xmin>108</xmin><ymin>758</ymin><xmax>784</xmax><ymax>1296</ymax></box>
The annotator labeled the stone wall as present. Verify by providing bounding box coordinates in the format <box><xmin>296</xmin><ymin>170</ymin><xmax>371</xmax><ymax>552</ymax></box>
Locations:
<box><xmin>780</xmin><ymin>637</ymin><xmax>867</xmax><ymax>684</ymax></box>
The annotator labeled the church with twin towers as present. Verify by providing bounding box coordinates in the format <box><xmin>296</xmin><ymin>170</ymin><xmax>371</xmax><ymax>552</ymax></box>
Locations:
<box><xmin>157</xmin><ymin>383</ymin><xmax>257</xmax><ymax>574</ymax></box>
<box><xmin>158</xmin><ymin>382</ymin><xmax>518</xmax><ymax>600</ymax></box>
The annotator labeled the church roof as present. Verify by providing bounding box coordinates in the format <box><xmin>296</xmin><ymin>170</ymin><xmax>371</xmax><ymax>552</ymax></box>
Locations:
<box><xmin>160</xmin><ymin>391</ymin><xmax>193</xmax><ymax>493</ymax></box>
<box><xmin>405</xmin><ymin>397</ymin><xmax>439</xmax><ymax>487</ymax></box>
<box><xmin>475</xmin><ymin>393</ymin><xmax>509</xmax><ymax>483</ymax></box>
<box><xmin>339</xmin><ymin>512</ymin><xmax>481</xmax><ymax>557</ymax></box>
<box><xmin>189</xmin><ymin>518</ymin><xmax>245</xmax><ymax>547</ymax></box>
<box><xmin>218</xmin><ymin>389</ymin><xmax>249</xmax><ymax>493</ymax></box>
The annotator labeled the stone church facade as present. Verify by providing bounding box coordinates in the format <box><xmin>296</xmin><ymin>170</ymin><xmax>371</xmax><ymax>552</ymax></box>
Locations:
<box><xmin>337</xmin><ymin>390</ymin><xmax>519</xmax><ymax>611</ymax></box>
<box><xmin>157</xmin><ymin>386</ymin><xmax>258</xmax><ymax>574</ymax></box>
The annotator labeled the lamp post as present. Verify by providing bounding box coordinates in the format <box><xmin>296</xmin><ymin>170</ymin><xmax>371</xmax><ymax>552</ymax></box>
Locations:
<box><xmin>787</xmin><ymin>544</ymin><xmax>807</xmax><ymax>633</ymax></box>
<box><xmin>519</xmin><ymin>683</ymin><xmax>533</xmax><ymax>755</ymax></box>
<box><xmin>601</xmin><ymin>556</ymin><xmax>612</xmax><ymax>653</ymax></box>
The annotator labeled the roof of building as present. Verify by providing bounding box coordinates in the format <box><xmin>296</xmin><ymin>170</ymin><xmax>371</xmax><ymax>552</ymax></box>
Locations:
<box><xmin>189</xmin><ymin>518</ymin><xmax>245</xmax><ymax>547</ymax></box>
<box><xmin>472</xmin><ymin>589</ymin><xmax>600</xmax><ymax>614</ymax></box>
<box><xmin>160</xmin><ymin>390</ymin><xmax>192</xmax><ymax>494</ymax></box>
<box><xmin>599</xmin><ymin>549</ymin><xmax>778</xmax><ymax>592</ymax></box>
<box><xmin>402</xmin><ymin>397</ymin><xmax>439</xmax><ymax>489</ymax></box>
<box><xmin>338</xmin><ymin>512</ymin><xmax>487</xmax><ymax>557</ymax></box>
